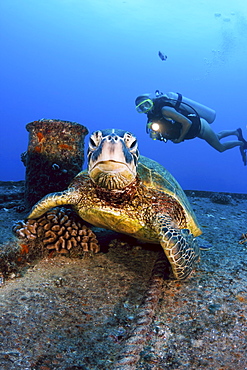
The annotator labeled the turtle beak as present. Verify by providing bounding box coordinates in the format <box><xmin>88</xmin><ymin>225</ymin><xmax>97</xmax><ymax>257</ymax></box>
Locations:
<box><xmin>89</xmin><ymin>161</ymin><xmax>136</xmax><ymax>190</ymax></box>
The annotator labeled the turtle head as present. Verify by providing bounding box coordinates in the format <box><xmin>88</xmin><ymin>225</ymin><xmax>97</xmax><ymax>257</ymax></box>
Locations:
<box><xmin>87</xmin><ymin>129</ymin><xmax>139</xmax><ymax>190</ymax></box>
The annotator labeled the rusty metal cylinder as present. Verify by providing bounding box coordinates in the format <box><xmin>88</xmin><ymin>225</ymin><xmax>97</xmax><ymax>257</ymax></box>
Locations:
<box><xmin>24</xmin><ymin>119</ymin><xmax>88</xmax><ymax>209</ymax></box>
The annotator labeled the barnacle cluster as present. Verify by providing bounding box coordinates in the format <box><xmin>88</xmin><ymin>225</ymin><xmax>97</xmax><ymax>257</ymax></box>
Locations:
<box><xmin>12</xmin><ymin>207</ymin><xmax>100</xmax><ymax>257</ymax></box>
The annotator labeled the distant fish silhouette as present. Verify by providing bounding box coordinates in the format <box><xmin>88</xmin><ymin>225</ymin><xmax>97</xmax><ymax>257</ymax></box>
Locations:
<box><xmin>158</xmin><ymin>51</ymin><xmax>167</xmax><ymax>61</ymax></box>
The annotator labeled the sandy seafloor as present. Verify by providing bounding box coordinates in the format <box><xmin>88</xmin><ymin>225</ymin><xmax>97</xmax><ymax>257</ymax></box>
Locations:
<box><xmin>0</xmin><ymin>181</ymin><xmax>246</xmax><ymax>370</ymax></box>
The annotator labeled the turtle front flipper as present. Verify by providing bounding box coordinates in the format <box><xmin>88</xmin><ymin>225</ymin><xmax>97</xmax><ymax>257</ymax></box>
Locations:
<box><xmin>27</xmin><ymin>188</ymin><xmax>79</xmax><ymax>219</ymax></box>
<box><xmin>154</xmin><ymin>214</ymin><xmax>200</xmax><ymax>280</ymax></box>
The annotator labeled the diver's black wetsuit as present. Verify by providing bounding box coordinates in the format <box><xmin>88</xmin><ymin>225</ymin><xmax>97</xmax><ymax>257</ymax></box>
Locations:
<box><xmin>147</xmin><ymin>96</ymin><xmax>201</xmax><ymax>140</ymax></box>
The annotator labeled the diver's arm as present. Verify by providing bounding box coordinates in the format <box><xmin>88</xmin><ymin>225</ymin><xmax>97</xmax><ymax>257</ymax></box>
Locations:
<box><xmin>161</xmin><ymin>106</ymin><xmax>192</xmax><ymax>143</ymax></box>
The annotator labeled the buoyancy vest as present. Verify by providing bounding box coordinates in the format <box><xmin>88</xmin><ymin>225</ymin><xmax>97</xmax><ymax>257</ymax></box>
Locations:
<box><xmin>147</xmin><ymin>95</ymin><xmax>201</xmax><ymax>140</ymax></box>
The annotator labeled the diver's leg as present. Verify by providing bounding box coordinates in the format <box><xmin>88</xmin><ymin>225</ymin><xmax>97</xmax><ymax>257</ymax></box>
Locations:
<box><xmin>198</xmin><ymin>119</ymin><xmax>244</xmax><ymax>152</ymax></box>
<box><xmin>217</xmin><ymin>129</ymin><xmax>239</xmax><ymax>140</ymax></box>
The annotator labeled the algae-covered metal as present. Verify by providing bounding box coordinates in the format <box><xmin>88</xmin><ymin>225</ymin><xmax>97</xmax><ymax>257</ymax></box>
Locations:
<box><xmin>24</xmin><ymin>119</ymin><xmax>88</xmax><ymax>209</ymax></box>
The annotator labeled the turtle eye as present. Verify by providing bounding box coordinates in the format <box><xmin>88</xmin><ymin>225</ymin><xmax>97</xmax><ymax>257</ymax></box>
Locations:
<box><xmin>129</xmin><ymin>139</ymin><xmax>137</xmax><ymax>149</ymax></box>
<box><xmin>124</xmin><ymin>132</ymin><xmax>138</xmax><ymax>151</ymax></box>
<box><xmin>89</xmin><ymin>131</ymin><xmax>102</xmax><ymax>150</ymax></box>
<box><xmin>89</xmin><ymin>137</ymin><xmax>97</xmax><ymax>148</ymax></box>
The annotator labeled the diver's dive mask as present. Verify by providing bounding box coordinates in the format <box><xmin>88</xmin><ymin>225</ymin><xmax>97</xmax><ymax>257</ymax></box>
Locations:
<box><xmin>136</xmin><ymin>99</ymin><xmax>154</xmax><ymax>113</ymax></box>
<box><xmin>146</xmin><ymin>121</ymin><xmax>168</xmax><ymax>142</ymax></box>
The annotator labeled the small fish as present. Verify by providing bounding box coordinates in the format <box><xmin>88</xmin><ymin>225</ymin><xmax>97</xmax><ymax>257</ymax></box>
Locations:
<box><xmin>158</xmin><ymin>51</ymin><xmax>167</xmax><ymax>61</ymax></box>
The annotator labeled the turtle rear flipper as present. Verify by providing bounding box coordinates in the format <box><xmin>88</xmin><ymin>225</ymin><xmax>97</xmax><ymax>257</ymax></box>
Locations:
<box><xmin>154</xmin><ymin>215</ymin><xmax>200</xmax><ymax>280</ymax></box>
<box><xmin>28</xmin><ymin>188</ymin><xmax>79</xmax><ymax>219</ymax></box>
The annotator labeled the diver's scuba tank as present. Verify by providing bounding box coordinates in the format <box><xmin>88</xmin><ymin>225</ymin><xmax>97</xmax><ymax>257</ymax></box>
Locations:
<box><xmin>166</xmin><ymin>92</ymin><xmax>216</xmax><ymax>123</ymax></box>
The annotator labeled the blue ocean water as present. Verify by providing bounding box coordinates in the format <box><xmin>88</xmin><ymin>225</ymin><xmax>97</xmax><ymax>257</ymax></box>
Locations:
<box><xmin>1</xmin><ymin>0</ymin><xmax>247</xmax><ymax>193</ymax></box>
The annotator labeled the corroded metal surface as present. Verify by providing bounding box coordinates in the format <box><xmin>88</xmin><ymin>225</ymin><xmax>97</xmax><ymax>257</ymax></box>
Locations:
<box><xmin>24</xmin><ymin>119</ymin><xmax>88</xmax><ymax>209</ymax></box>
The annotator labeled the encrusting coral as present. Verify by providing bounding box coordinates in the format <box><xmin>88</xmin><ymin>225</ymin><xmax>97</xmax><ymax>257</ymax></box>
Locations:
<box><xmin>210</xmin><ymin>193</ymin><xmax>232</xmax><ymax>204</ymax></box>
<box><xmin>12</xmin><ymin>207</ymin><xmax>100</xmax><ymax>258</ymax></box>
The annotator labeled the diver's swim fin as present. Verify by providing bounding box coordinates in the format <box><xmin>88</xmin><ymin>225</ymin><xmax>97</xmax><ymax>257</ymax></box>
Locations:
<box><xmin>240</xmin><ymin>146</ymin><xmax>247</xmax><ymax>166</ymax></box>
<box><xmin>237</xmin><ymin>128</ymin><xmax>247</xmax><ymax>144</ymax></box>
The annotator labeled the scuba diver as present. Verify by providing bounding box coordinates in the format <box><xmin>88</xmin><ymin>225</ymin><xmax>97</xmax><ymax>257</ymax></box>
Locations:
<box><xmin>135</xmin><ymin>91</ymin><xmax>247</xmax><ymax>165</ymax></box>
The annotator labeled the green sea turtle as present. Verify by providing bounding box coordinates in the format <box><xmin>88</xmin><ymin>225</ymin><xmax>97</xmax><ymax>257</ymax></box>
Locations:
<box><xmin>28</xmin><ymin>129</ymin><xmax>202</xmax><ymax>279</ymax></box>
